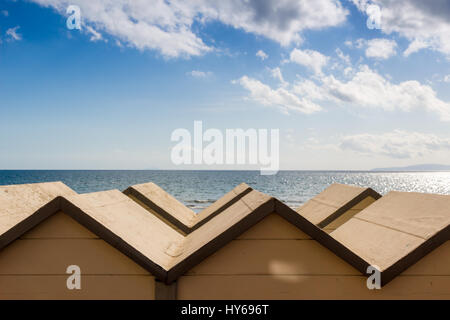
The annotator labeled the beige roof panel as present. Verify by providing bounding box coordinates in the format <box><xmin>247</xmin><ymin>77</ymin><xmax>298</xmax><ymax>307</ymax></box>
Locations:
<box><xmin>296</xmin><ymin>183</ymin><xmax>381</xmax><ymax>227</ymax></box>
<box><xmin>354</xmin><ymin>191</ymin><xmax>450</xmax><ymax>239</ymax></box>
<box><xmin>124</xmin><ymin>182</ymin><xmax>196</xmax><ymax>230</ymax></box>
<box><xmin>330</xmin><ymin>217</ymin><xmax>424</xmax><ymax>271</ymax></box>
<box><xmin>64</xmin><ymin>189</ymin><xmax>185</xmax><ymax>271</ymax></box>
<box><xmin>330</xmin><ymin>191</ymin><xmax>450</xmax><ymax>284</ymax></box>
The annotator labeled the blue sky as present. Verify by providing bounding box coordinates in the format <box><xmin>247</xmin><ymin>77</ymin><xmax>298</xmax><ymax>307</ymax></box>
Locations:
<box><xmin>0</xmin><ymin>0</ymin><xmax>449</xmax><ymax>170</ymax></box>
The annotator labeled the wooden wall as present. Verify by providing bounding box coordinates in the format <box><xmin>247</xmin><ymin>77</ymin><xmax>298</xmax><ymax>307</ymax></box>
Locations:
<box><xmin>0</xmin><ymin>211</ymin><xmax>155</xmax><ymax>300</ymax></box>
<box><xmin>177</xmin><ymin>212</ymin><xmax>450</xmax><ymax>299</ymax></box>
<box><xmin>2</xmin><ymin>206</ymin><xmax>450</xmax><ymax>300</ymax></box>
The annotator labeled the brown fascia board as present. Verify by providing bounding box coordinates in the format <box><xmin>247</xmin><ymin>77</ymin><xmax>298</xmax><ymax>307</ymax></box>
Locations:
<box><xmin>380</xmin><ymin>224</ymin><xmax>450</xmax><ymax>286</ymax></box>
<box><xmin>123</xmin><ymin>182</ymin><xmax>253</xmax><ymax>234</ymax></box>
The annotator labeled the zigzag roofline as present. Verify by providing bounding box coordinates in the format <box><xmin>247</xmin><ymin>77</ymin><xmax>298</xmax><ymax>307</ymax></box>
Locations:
<box><xmin>0</xmin><ymin>184</ymin><xmax>275</xmax><ymax>284</ymax></box>
<box><xmin>0</xmin><ymin>181</ymin><xmax>448</xmax><ymax>287</ymax></box>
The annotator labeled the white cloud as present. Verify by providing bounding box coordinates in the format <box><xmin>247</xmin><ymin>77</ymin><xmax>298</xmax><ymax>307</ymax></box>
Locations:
<box><xmin>364</xmin><ymin>38</ymin><xmax>397</xmax><ymax>59</ymax></box>
<box><xmin>343</xmin><ymin>67</ymin><xmax>353</xmax><ymax>76</ymax></box>
<box><xmin>203</xmin><ymin>0</ymin><xmax>348</xmax><ymax>46</ymax></box>
<box><xmin>352</xmin><ymin>0</ymin><xmax>450</xmax><ymax>57</ymax></box>
<box><xmin>37</xmin><ymin>0</ymin><xmax>211</xmax><ymax>58</ymax></box>
<box><xmin>270</xmin><ymin>67</ymin><xmax>287</xmax><ymax>86</ymax></box>
<box><xmin>403</xmin><ymin>38</ymin><xmax>430</xmax><ymax>57</ymax></box>
<box><xmin>293</xmin><ymin>79</ymin><xmax>326</xmax><ymax>101</ymax></box>
<box><xmin>1</xmin><ymin>10</ymin><xmax>8</xmax><ymax>17</ymax></box>
<box><xmin>289</xmin><ymin>48</ymin><xmax>329</xmax><ymax>75</ymax></box>
<box><xmin>256</xmin><ymin>50</ymin><xmax>268</xmax><ymax>61</ymax></box>
<box><xmin>187</xmin><ymin>70</ymin><xmax>213</xmax><ymax>78</ymax></box>
<box><xmin>31</xmin><ymin>0</ymin><xmax>348</xmax><ymax>58</ymax></box>
<box><xmin>444</xmin><ymin>75</ymin><xmax>450</xmax><ymax>83</ymax></box>
<box><xmin>294</xmin><ymin>65</ymin><xmax>450</xmax><ymax>121</ymax></box>
<box><xmin>348</xmin><ymin>38</ymin><xmax>397</xmax><ymax>59</ymax></box>
<box><xmin>6</xmin><ymin>26</ymin><xmax>22</xmax><ymax>41</ymax></box>
<box><xmin>335</xmin><ymin>48</ymin><xmax>351</xmax><ymax>64</ymax></box>
<box><xmin>234</xmin><ymin>76</ymin><xmax>322</xmax><ymax>115</ymax></box>
<box><xmin>340</xmin><ymin>130</ymin><xmax>450</xmax><ymax>159</ymax></box>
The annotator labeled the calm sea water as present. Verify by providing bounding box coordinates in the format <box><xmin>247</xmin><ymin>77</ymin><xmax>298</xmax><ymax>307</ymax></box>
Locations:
<box><xmin>1</xmin><ymin>170</ymin><xmax>449</xmax><ymax>211</ymax></box>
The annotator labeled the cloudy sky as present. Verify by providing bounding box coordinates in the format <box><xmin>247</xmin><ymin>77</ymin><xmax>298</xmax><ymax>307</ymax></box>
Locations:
<box><xmin>0</xmin><ymin>0</ymin><xmax>449</xmax><ymax>170</ymax></box>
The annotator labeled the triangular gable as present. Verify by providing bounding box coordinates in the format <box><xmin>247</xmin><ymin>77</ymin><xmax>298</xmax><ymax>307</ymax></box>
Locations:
<box><xmin>0</xmin><ymin>182</ymin><xmax>77</xmax><ymax>248</ymax></box>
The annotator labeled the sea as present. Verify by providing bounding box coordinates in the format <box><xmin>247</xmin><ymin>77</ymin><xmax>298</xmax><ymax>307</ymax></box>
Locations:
<box><xmin>0</xmin><ymin>170</ymin><xmax>449</xmax><ymax>211</ymax></box>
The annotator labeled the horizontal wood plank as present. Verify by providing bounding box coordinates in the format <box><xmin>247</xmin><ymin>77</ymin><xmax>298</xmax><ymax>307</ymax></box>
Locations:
<box><xmin>178</xmin><ymin>274</ymin><xmax>450</xmax><ymax>300</ymax></box>
<box><xmin>0</xmin><ymin>275</ymin><xmax>154</xmax><ymax>300</ymax></box>
<box><xmin>187</xmin><ymin>239</ymin><xmax>450</xmax><ymax>276</ymax></box>
<box><xmin>186</xmin><ymin>239</ymin><xmax>358</xmax><ymax>275</ymax></box>
<box><xmin>0</xmin><ymin>238</ymin><xmax>150</xmax><ymax>275</ymax></box>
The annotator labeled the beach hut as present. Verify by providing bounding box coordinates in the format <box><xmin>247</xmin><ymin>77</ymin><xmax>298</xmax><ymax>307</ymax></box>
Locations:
<box><xmin>0</xmin><ymin>181</ymin><xmax>449</xmax><ymax>299</ymax></box>
<box><xmin>0</xmin><ymin>181</ymin><xmax>270</xmax><ymax>299</ymax></box>
<box><xmin>0</xmin><ymin>182</ymin><xmax>158</xmax><ymax>299</ymax></box>
<box><xmin>127</xmin><ymin>182</ymin><xmax>450</xmax><ymax>299</ymax></box>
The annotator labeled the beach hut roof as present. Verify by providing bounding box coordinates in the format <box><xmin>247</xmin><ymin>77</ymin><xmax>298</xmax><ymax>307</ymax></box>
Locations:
<box><xmin>0</xmin><ymin>182</ymin><xmax>77</xmax><ymax>248</ymax></box>
<box><xmin>0</xmin><ymin>181</ymin><xmax>449</xmax><ymax>286</ymax></box>
<box><xmin>0</xmin><ymin>182</ymin><xmax>273</xmax><ymax>283</ymax></box>
<box><xmin>330</xmin><ymin>191</ymin><xmax>450</xmax><ymax>284</ymax></box>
